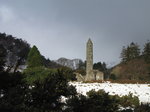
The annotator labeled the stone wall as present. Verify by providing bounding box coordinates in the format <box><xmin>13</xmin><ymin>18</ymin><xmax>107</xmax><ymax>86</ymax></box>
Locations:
<box><xmin>93</xmin><ymin>70</ymin><xmax>104</xmax><ymax>80</ymax></box>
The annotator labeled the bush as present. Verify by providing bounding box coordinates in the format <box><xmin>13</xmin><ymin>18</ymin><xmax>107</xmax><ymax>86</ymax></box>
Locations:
<box><xmin>24</xmin><ymin>66</ymin><xmax>57</xmax><ymax>84</ymax></box>
<box><xmin>25</xmin><ymin>70</ymin><xmax>77</xmax><ymax>112</ymax></box>
<box><xmin>110</xmin><ymin>74</ymin><xmax>117</xmax><ymax>80</ymax></box>
<box><xmin>0</xmin><ymin>68</ymin><xmax>77</xmax><ymax>112</ymax></box>
<box><xmin>120</xmin><ymin>109</ymin><xmax>133</xmax><ymax>112</ymax></box>
<box><xmin>118</xmin><ymin>93</ymin><xmax>139</xmax><ymax>108</ymax></box>
<box><xmin>58</xmin><ymin>67</ymin><xmax>76</xmax><ymax>81</ymax></box>
<box><xmin>65</xmin><ymin>89</ymin><xmax>119</xmax><ymax>112</ymax></box>
<box><xmin>134</xmin><ymin>103</ymin><xmax>150</xmax><ymax>112</ymax></box>
<box><xmin>0</xmin><ymin>72</ymin><xmax>29</xmax><ymax>112</ymax></box>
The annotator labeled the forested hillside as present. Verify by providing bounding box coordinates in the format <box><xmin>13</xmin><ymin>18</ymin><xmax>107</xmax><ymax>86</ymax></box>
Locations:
<box><xmin>111</xmin><ymin>42</ymin><xmax>150</xmax><ymax>81</ymax></box>
<box><xmin>0</xmin><ymin>33</ymin><xmax>62</xmax><ymax>72</ymax></box>
<box><xmin>0</xmin><ymin>33</ymin><xmax>30</xmax><ymax>72</ymax></box>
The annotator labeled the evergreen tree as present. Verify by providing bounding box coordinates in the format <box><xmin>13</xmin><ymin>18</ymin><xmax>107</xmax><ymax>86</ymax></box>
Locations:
<box><xmin>93</xmin><ymin>62</ymin><xmax>108</xmax><ymax>79</ymax></box>
<box><xmin>143</xmin><ymin>41</ymin><xmax>150</xmax><ymax>63</ymax></box>
<box><xmin>129</xmin><ymin>42</ymin><xmax>140</xmax><ymax>60</ymax></box>
<box><xmin>126</xmin><ymin>46</ymin><xmax>131</xmax><ymax>61</ymax></box>
<box><xmin>93</xmin><ymin>62</ymin><xmax>103</xmax><ymax>71</ymax></box>
<box><xmin>93</xmin><ymin>62</ymin><xmax>107</xmax><ymax>72</ymax></box>
<box><xmin>120</xmin><ymin>46</ymin><xmax>127</xmax><ymax>63</ymax></box>
<box><xmin>0</xmin><ymin>45</ymin><xmax>6</xmax><ymax>72</ymax></box>
<box><xmin>27</xmin><ymin>45</ymin><xmax>43</xmax><ymax>68</ymax></box>
<box><xmin>102</xmin><ymin>62</ymin><xmax>107</xmax><ymax>70</ymax></box>
<box><xmin>120</xmin><ymin>42</ymin><xmax>140</xmax><ymax>62</ymax></box>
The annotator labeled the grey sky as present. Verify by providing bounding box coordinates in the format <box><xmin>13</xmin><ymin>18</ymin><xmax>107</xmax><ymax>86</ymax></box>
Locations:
<box><xmin>0</xmin><ymin>0</ymin><xmax>150</xmax><ymax>65</ymax></box>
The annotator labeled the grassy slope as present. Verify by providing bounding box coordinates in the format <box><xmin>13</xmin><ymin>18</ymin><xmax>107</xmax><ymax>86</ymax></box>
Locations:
<box><xmin>111</xmin><ymin>57</ymin><xmax>150</xmax><ymax>81</ymax></box>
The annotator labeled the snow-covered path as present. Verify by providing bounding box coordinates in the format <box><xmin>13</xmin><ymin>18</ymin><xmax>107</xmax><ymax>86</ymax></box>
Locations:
<box><xmin>70</xmin><ymin>82</ymin><xmax>150</xmax><ymax>103</ymax></box>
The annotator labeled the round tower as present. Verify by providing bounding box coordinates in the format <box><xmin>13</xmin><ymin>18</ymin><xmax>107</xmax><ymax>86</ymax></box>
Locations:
<box><xmin>85</xmin><ymin>38</ymin><xmax>94</xmax><ymax>81</ymax></box>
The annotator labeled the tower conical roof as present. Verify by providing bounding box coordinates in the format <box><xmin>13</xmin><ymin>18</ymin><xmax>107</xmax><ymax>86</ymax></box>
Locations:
<box><xmin>87</xmin><ymin>38</ymin><xmax>92</xmax><ymax>44</ymax></box>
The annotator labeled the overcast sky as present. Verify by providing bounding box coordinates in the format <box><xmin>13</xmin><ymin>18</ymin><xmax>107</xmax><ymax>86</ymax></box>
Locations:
<box><xmin>0</xmin><ymin>0</ymin><xmax>150</xmax><ymax>65</ymax></box>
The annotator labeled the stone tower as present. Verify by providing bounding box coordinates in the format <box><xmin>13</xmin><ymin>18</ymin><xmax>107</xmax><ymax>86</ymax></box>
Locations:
<box><xmin>75</xmin><ymin>38</ymin><xmax>104</xmax><ymax>82</ymax></box>
<box><xmin>85</xmin><ymin>38</ymin><xmax>94</xmax><ymax>81</ymax></box>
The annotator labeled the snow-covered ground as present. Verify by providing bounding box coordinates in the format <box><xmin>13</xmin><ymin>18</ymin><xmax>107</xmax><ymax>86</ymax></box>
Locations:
<box><xmin>70</xmin><ymin>82</ymin><xmax>150</xmax><ymax>103</ymax></box>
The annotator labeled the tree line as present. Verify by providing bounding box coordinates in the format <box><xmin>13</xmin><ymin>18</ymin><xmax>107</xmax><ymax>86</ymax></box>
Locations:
<box><xmin>120</xmin><ymin>41</ymin><xmax>150</xmax><ymax>63</ymax></box>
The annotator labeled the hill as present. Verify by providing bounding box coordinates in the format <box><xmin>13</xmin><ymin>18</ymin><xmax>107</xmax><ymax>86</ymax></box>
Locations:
<box><xmin>111</xmin><ymin>57</ymin><xmax>150</xmax><ymax>81</ymax></box>
<box><xmin>55</xmin><ymin>57</ymin><xmax>82</xmax><ymax>70</ymax></box>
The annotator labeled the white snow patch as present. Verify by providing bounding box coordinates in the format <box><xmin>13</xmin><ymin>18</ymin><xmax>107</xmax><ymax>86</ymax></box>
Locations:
<box><xmin>69</xmin><ymin>82</ymin><xmax>150</xmax><ymax>103</ymax></box>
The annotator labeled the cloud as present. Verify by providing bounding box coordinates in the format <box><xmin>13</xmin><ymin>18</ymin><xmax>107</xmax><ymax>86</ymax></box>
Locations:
<box><xmin>0</xmin><ymin>5</ymin><xmax>16</xmax><ymax>23</ymax></box>
<box><xmin>0</xmin><ymin>0</ymin><xmax>150</xmax><ymax>65</ymax></box>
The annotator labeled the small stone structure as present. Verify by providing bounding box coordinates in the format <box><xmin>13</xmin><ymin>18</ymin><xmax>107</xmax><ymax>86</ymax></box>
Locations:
<box><xmin>93</xmin><ymin>70</ymin><xmax>104</xmax><ymax>80</ymax></box>
<box><xmin>74</xmin><ymin>73</ymin><xmax>85</xmax><ymax>82</ymax></box>
<box><xmin>76</xmin><ymin>38</ymin><xmax>104</xmax><ymax>81</ymax></box>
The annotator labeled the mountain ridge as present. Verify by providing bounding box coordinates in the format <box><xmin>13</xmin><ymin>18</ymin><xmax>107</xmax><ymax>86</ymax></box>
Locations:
<box><xmin>55</xmin><ymin>57</ymin><xmax>82</xmax><ymax>70</ymax></box>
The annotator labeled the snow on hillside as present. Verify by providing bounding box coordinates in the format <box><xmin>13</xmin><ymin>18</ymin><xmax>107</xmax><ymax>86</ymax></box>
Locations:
<box><xmin>70</xmin><ymin>82</ymin><xmax>150</xmax><ymax>103</ymax></box>
<box><xmin>55</xmin><ymin>58</ymin><xmax>82</xmax><ymax>69</ymax></box>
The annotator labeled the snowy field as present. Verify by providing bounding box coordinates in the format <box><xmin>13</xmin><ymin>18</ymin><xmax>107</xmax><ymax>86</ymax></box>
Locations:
<box><xmin>70</xmin><ymin>82</ymin><xmax>150</xmax><ymax>103</ymax></box>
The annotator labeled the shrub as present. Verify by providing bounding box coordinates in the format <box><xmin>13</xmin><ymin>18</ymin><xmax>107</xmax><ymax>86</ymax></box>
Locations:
<box><xmin>65</xmin><ymin>89</ymin><xmax>119</xmax><ymax>112</ymax></box>
<box><xmin>134</xmin><ymin>103</ymin><xmax>150</xmax><ymax>112</ymax></box>
<box><xmin>118</xmin><ymin>93</ymin><xmax>139</xmax><ymax>108</ymax></box>
<box><xmin>26</xmin><ymin>70</ymin><xmax>77</xmax><ymax>112</ymax></box>
<box><xmin>58</xmin><ymin>67</ymin><xmax>76</xmax><ymax>81</ymax></box>
<box><xmin>110</xmin><ymin>74</ymin><xmax>117</xmax><ymax>80</ymax></box>
<box><xmin>24</xmin><ymin>66</ymin><xmax>57</xmax><ymax>84</ymax></box>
